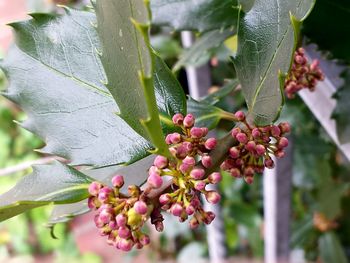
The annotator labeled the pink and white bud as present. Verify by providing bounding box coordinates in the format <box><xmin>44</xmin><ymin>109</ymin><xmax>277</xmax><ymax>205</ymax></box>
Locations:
<box><xmin>205</xmin><ymin>191</ymin><xmax>221</xmax><ymax>204</ymax></box>
<box><xmin>154</xmin><ymin>155</ymin><xmax>168</xmax><ymax>169</ymax></box>
<box><xmin>205</xmin><ymin>138</ymin><xmax>217</xmax><ymax>150</ymax></box>
<box><xmin>182</xmin><ymin>141</ymin><xmax>194</xmax><ymax>152</ymax></box>
<box><xmin>189</xmin><ymin>217</ymin><xmax>199</xmax><ymax>229</ymax></box>
<box><xmin>244</xmin><ymin>175</ymin><xmax>254</xmax><ymax>185</ymax></box>
<box><xmin>270</xmin><ymin>125</ymin><xmax>281</xmax><ymax>137</ymax></box>
<box><xmin>201</xmin><ymin>155</ymin><xmax>213</xmax><ymax>168</ymax></box>
<box><xmin>194</xmin><ymin>180</ymin><xmax>206</xmax><ymax>191</ymax></box>
<box><xmin>99</xmin><ymin>207</ymin><xmax>113</xmax><ymax>224</ymax></box>
<box><xmin>134</xmin><ymin>201</ymin><xmax>148</xmax><ymax>215</ymax></box>
<box><xmin>185</xmin><ymin>205</ymin><xmax>195</xmax><ymax>215</ymax></box>
<box><xmin>231</xmin><ymin>127</ymin><xmax>241</xmax><ymax>137</ymax></box>
<box><xmin>94</xmin><ymin>214</ymin><xmax>104</xmax><ymax>228</ymax></box>
<box><xmin>236</xmin><ymin>132</ymin><xmax>248</xmax><ymax>143</ymax></box>
<box><xmin>256</xmin><ymin>144</ymin><xmax>266</xmax><ymax>156</ymax></box>
<box><xmin>119</xmin><ymin>238</ymin><xmax>133</xmax><ymax>251</ymax></box>
<box><xmin>201</xmin><ymin>127</ymin><xmax>209</xmax><ymax>137</ymax></box>
<box><xmin>88</xmin><ymin>182</ymin><xmax>102</xmax><ymax>196</ymax></box>
<box><xmin>230</xmin><ymin>168</ymin><xmax>241</xmax><ymax>178</ymax></box>
<box><xmin>234</xmin><ymin>110</ymin><xmax>245</xmax><ymax>121</ymax></box>
<box><xmin>118</xmin><ymin>227</ymin><xmax>131</xmax><ymax>239</ymax></box>
<box><xmin>115</xmin><ymin>214</ymin><xmax>127</xmax><ymax>227</ymax></box>
<box><xmin>88</xmin><ymin>196</ymin><xmax>98</xmax><ymax>209</ymax></box>
<box><xmin>208</xmin><ymin>172</ymin><xmax>222</xmax><ymax>184</ymax></box>
<box><xmin>139</xmin><ymin>234</ymin><xmax>150</xmax><ymax>246</ymax></box>
<box><xmin>278</xmin><ymin>137</ymin><xmax>289</xmax><ymax>149</ymax></box>
<box><xmin>252</xmin><ymin>128</ymin><xmax>261</xmax><ymax>138</ymax></box>
<box><xmin>111</xmin><ymin>175</ymin><xmax>124</xmax><ymax>188</ymax></box>
<box><xmin>98</xmin><ymin>187</ymin><xmax>113</xmax><ymax>203</ymax></box>
<box><xmin>183</xmin><ymin>114</ymin><xmax>195</xmax><ymax>128</ymax></box>
<box><xmin>229</xmin><ymin>147</ymin><xmax>240</xmax><ymax>159</ymax></box>
<box><xmin>203</xmin><ymin>211</ymin><xmax>216</xmax><ymax>225</ymax></box>
<box><xmin>172</xmin><ymin>113</ymin><xmax>184</xmax><ymax>125</ymax></box>
<box><xmin>149</xmin><ymin>165</ymin><xmax>161</xmax><ymax>176</ymax></box>
<box><xmin>170</xmin><ymin>203</ymin><xmax>183</xmax><ymax>217</ymax></box>
<box><xmin>264</xmin><ymin>158</ymin><xmax>275</xmax><ymax>169</ymax></box>
<box><xmin>244</xmin><ymin>167</ymin><xmax>255</xmax><ymax>176</ymax></box>
<box><xmin>190</xmin><ymin>168</ymin><xmax>205</xmax><ymax>180</ymax></box>
<box><xmin>179</xmin><ymin>163</ymin><xmax>192</xmax><ymax>174</ymax></box>
<box><xmin>147</xmin><ymin>173</ymin><xmax>163</xmax><ymax>188</ymax></box>
<box><xmin>165</xmin><ymin>134</ymin><xmax>172</xmax><ymax>144</ymax></box>
<box><xmin>170</xmin><ymin>133</ymin><xmax>181</xmax><ymax>144</ymax></box>
<box><xmin>159</xmin><ymin>194</ymin><xmax>171</xmax><ymax>205</ymax></box>
<box><xmin>275</xmin><ymin>150</ymin><xmax>285</xmax><ymax>158</ymax></box>
<box><xmin>183</xmin><ymin>156</ymin><xmax>196</xmax><ymax>166</ymax></box>
<box><xmin>279</xmin><ymin>122</ymin><xmax>291</xmax><ymax>133</ymax></box>
<box><xmin>109</xmin><ymin>221</ymin><xmax>118</xmax><ymax>230</ymax></box>
<box><xmin>190</xmin><ymin>127</ymin><xmax>204</xmax><ymax>138</ymax></box>
<box><xmin>245</xmin><ymin>141</ymin><xmax>256</xmax><ymax>152</ymax></box>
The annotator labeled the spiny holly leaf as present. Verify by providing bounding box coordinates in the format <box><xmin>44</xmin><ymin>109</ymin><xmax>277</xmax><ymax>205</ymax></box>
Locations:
<box><xmin>95</xmin><ymin>0</ymin><xmax>171</xmax><ymax>158</ymax></box>
<box><xmin>48</xmin><ymin>155</ymin><xmax>154</xmax><ymax>226</ymax></box>
<box><xmin>151</xmin><ymin>0</ymin><xmax>240</xmax><ymax>32</ymax></box>
<box><xmin>0</xmin><ymin>9</ymin><xmax>185</xmax><ymax>167</ymax></box>
<box><xmin>173</xmin><ymin>29</ymin><xmax>234</xmax><ymax>72</ymax></box>
<box><xmin>332</xmin><ymin>69</ymin><xmax>350</xmax><ymax>144</ymax></box>
<box><xmin>303</xmin><ymin>0</ymin><xmax>350</xmax><ymax>64</ymax></box>
<box><xmin>233</xmin><ymin>0</ymin><xmax>315</xmax><ymax>125</ymax></box>
<box><xmin>319</xmin><ymin>232</ymin><xmax>348</xmax><ymax>263</ymax></box>
<box><xmin>0</xmin><ymin>161</ymin><xmax>92</xmax><ymax>222</ymax></box>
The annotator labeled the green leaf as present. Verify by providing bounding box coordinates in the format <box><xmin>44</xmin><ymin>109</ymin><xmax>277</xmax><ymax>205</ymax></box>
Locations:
<box><xmin>319</xmin><ymin>232</ymin><xmax>348</xmax><ymax>263</ymax></box>
<box><xmin>187</xmin><ymin>97</ymin><xmax>231</xmax><ymax>130</ymax></box>
<box><xmin>173</xmin><ymin>29</ymin><xmax>234</xmax><ymax>72</ymax></box>
<box><xmin>303</xmin><ymin>0</ymin><xmax>350</xmax><ymax>63</ymax></box>
<box><xmin>233</xmin><ymin>0</ymin><xmax>315</xmax><ymax>125</ymax></box>
<box><xmin>332</xmin><ymin>69</ymin><xmax>350</xmax><ymax>144</ymax></box>
<box><xmin>95</xmin><ymin>0</ymin><xmax>171</xmax><ymax>158</ymax></box>
<box><xmin>0</xmin><ymin>161</ymin><xmax>92</xmax><ymax>222</ymax></box>
<box><xmin>1</xmin><ymin>9</ymin><xmax>186</xmax><ymax>167</ymax></box>
<box><xmin>47</xmin><ymin>155</ymin><xmax>155</xmax><ymax>225</ymax></box>
<box><xmin>203</xmin><ymin>79</ymin><xmax>239</xmax><ymax>105</ymax></box>
<box><xmin>151</xmin><ymin>0</ymin><xmax>240</xmax><ymax>32</ymax></box>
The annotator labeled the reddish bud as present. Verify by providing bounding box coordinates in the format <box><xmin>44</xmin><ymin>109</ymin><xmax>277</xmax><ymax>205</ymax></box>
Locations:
<box><xmin>99</xmin><ymin>208</ymin><xmax>113</xmax><ymax>224</ymax></box>
<box><xmin>245</xmin><ymin>141</ymin><xmax>256</xmax><ymax>152</ymax></box>
<box><xmin>88</xmin><ymin>196</ymin><xmax>98</xmax><ymax>209</ymax></box>
<box><xmin>189</xmin><ymin>217</ymin><xmax>199</xmax><ymax>229</ymax></box>
<box><xmin>118</xmin><ymin>227</ymin><xmax>131</xmax><ymax>239</ymax></box>
<box><xmin>190</xmin><ymin>127</ymin><xmax>204</xmax><ymax>138</ymax></box>
<box><xmin>119</xmin><ymin>238</ymin><xmax>133</xmax><ymax>251</ymax></box>
<box><xmin>134</xmin><ymin>201</ymin><xmax>148</xmax><ymax>215</ymax></box>
<box><xmin>236</xmin><ymin>132</ymin><xmax>248</xmax><ymax>143</ymax></box>
<box><xmin>244</xmin><ymin>175</ymin><xmax>254</xmax><ymax>185</ymax></box>
<box><xmin>252</xmin><ymin>128</ymin><xmax>261</xmax><ymax>138</ymax></box>
<box><xmin>172</xmin><ymin>113</ymin><xmax>184</xmax><ymax>125</ymax></box>
<box><xmin>116</xmin><ymin>214</ymin><xmax>127</xmax><ymax>227</ymax></box>
<box><xmin>205</xmin><ymin>138</ymin><xmax>217</xmax><ymax>150</ymax></box>
<box><xmin>208</xmin><ymin>172</ymin><xmax>222</xmax><ymax>184</ymax></box>
<box><xmin>310</xmin><ymin>59</ymin><xmax>320</xmax><ymax>72</ymax></box>
<box><xmin>159</xmin><ymin>194</ymin><xmax>171</xmax><ymax>205</ymax></box>
<box><xmin>98</xmin><ymin>187</ymin><xmax>113</xmax><ymax>203</ymax></box>
<box><xmin>270</xmin><ymin>125</ymin><xmax>281</xmax><ymax>137</ymax></box>
<box><xmin>111</xmin><ymin>175</ymin><xmax>124</xmax><ymax>188</ymax></box>
<box><xmin>170</xmin><ymin>133</ymin><xmax>181</xmax><ymax>144</ymax></box>
<box><xmin>183</xmin><ymin>114</ymin><xmax>195</xmax><ymax>128</ymax></box>
<box><xmin>264</xmin><ymin>158</ymin><xmax>275</xmax><ymax>169</ymax></box>
<box><xmin>201</xmin><ymin>127</ymin><xmax>209</xmax><ymax>137</ymax></box>
<box><xmin>244</xmin><ymin>167</ymin><xmax>255</xmax><ymax>176</ymax></box>
<box><xmin>170</xmin><ymin>203</ymin><xmax>183</xmax><ymax>217</ymax></box>
<box><xmin>183</xmin><ymin>156</ymin><xmax>196</xmax><ymax>166</ymax></box>
<box><xmin>231</xmin><ymin>127</ymin><xmax>241</xmax><ymax>138</ymax></box>
<box><xmin>229</xmin><ymin>147</ymin><xmax>240</xmax><ymax>159</ymax></box>
<box><xmin>204</xmin><ymin>211</ymin><xmax>216</xmax><ymax>225</ymax></box>
<box><xmin>154</xmin><ymin>155</ymin><xmax>168</xmax><ymax>169</ymax></box>
<box><xmin>190</xmin><ymin>168</ymin><xmax>205</xmax><ymax>180</ymax></box>
<box><xmin>278</xmin><ymin>137</ymin><xmax>289</xmax><ymax>148</ymax></box>
<box><xmin>205</xmin><ymin>191</ymin><xmax>221</xmax><ymax>204</ymax></box>
<box><xmin>194</xmin><ymin>180</ymin><xmax>206</xmax><ymax>191</ymax></box>
<box><xmin>201</xmin><ymin>155</ymin><xmax>213</xmax><ymax>168</ymax></box>
<box><xmin>185</xmin><ymin>205</ymin><xmax>195</xmax><ymax>215</ymax></box>
<box><xmin>275</xmin><ymin>150</ymin><xmax>285</xmax><ymax>158</ymax></box>
<box><xmin>139</xmin><ymin>234</ymin><xmax>150</xmax><ymax>246</ymax></box>
<box><xmin>165</xmin><ymin>134</ymin><xmax>172</xmax><ymax>145</ymax></box>
<box><xmin>147</xmin><ymin>173</ymin><xmax>163</xmax><ymax>188</ymax></box>
<box><xmin>179</xmin><ymin>163</ymin><xmax>192</xmax><ymax>173</ymax></box>
<box><xmin>88</xmin><ymin>182</ymin><xmax>102</xmax><ymax>196</ymax></box>
<box><xmin>256</xmin><ymin>144</ymin><xmax>266</xmax><ymax>156</ymax></box>
<box><xmin>234</xmin><ymin>110</ymin><xmax>245</xmax><ymax>121</ymax></box>
<box><xmin>230</xmin><ymin>168</ymin><xmax>241</xmax><ymax>178</ymax></box>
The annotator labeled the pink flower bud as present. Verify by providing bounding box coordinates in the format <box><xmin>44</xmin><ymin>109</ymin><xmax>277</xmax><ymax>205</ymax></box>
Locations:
<box><xmin>88</xmin><ymin>196</ymin><xmax>98</xmax><ymax>209</ymax></box>
<box><xmin>172</xmin><ymin>113</ymin><xmax>184</xmax><ymax>125</ymax></box>
<box><xmin>275</xmin><ymin>150</ymin><xmax>285</xmax><ymax>158</ymax></box>
<box><xmin>118</xmin><ymin>227</ymin><xmax>131</xmax><ymax>239</ymax></box>
<box><xmin>99</xmin><ymin>208</ymin><xmax>113</xmax><ymax>224</ymax></box>
<box><xmin>190</xmin><ymin>168</ymin><xmax>205</xmax><ymax>180</ymax></box>
<box><xmin>194</xmin><ymin>180</ymin><xmax>206</xmax><ymax>191</ymax></box>
<box><xmin>183</xmin><ymin>156</ymin><xmax>196</xmax><ymax>166</ymax></box>
<box><xmin>115</xmin><ymin>214</ymin><xmax>127</xmax><ymax>227</ymax></box>
<box><xmin>205</xmin><ymin>138</ymin><xmax>217</xmax><ymax>150</ymax></box>
<box><xmin>278</xmin><ymin>122</ymin><xmax>291</xmax><ymax>134</ymax></box>
<box><xmin>147</xmin><ymin>173</ymin><xmax>163</xmax><ymax>188</ymax></box>
<box><xmin>176</xmin><ymin>145</ymin><xmax>189</xmax><ymax>159</ymax></box>
<box><xmin>88</xmin><ymin>182</ymin><xmax>102</xmax><ymax>196</ymax></box>
<box><xmin>139</xmin><ymin>234</ymin><xmax>150</xmax><ymax>246</ymax></box>
<box><xmin>134</xmin><ymin>201</ymin><xmax>148</xmax><ymax>215</ymax></box>
<box><xmin>245</xmin><ymin>141</ymin><xmax>256</xmax><ymax>152</ymax></box>
<box><xmin>190</xmin><ymin>127</ymin><xmax>204</xmax><ymax>138</ymax></box>
<box><xmin>165</xmin><ymin>134</ymin><xmax>172</xmax><ymax>144</ymax></box>
<box><xmin>159</xmin><ymin>194</ymin><xmax>171</xmax><ymax>205</ymax></box>
<box><xmin>278</xmin><ymin>137</ymin><xmax>289</xmax><ymax>149</ymax></box>
<box><xmin>244</xmin><ymin>167</ymin><xmax>255</xmax><ymax>176</ymax></box>
<box><xmin>154</xmin><ymin>155</ymin><xmax>168</xmax><ymax>169</ymax></box>
<box><xmin>109</xmin><ymin>221</ymin><xmax>118</xmax><ymax>230</ymax></box>
<box><xmin>179</xmin><ymin>163</ymin><xmax>192</xmax><ymax>173</ymax></box>
<box><xmin>94</xmin><ymin>214</ymin><xmax>104</xmax><ymax>228</ymax></box>
<box><xmin>119</xmin><ymin>238</ymin><xmax>133</xmax><ymax>251</ymax></box>
<box><xmin>169</xmin><ymin>146</ymin><xmax>177</xmax><ymax>156</ymax></box>
<box><xmin>201</xmin><ymin>127</ymin><xmax>209</xmax><ymax>137</ymax></box>
<box><xmin>203</xmin><ymin>211</ymin><xmax>216</xmax><ymax>224</ymax></box>
<box><xmin>220</xmin><ymin>159</ymin><xmax>235</xmax><ymax>170</ymax></box>
<box><xmin>264</xmin><ymin>158</ymin><xmax>275</xmax><ymax>169</ymax></box>
<box><xmin>111</xmin><ymin>175</ymin><xmax>124</xmax><ymax>188</ymax></box>
<box><xmin>189</xmin><ymin>217</ymin><xmax>199</xmax><ymax>229</ymax></box>
<box><xmin>182</xmin><ymin>141</ymin><xmax>193</xmax><ymax>152</ymax></box>
<box><xmin>98</xmin><ymin>187</ymin><xmax>113</xmax><ymax>203</ymax></box>
<box><xmin>149</xmin><ymin>165</ymin><xmax>161</xmax><ymax>176</ymax></box>
<box><xmin>252</xmin><ymin>128</ymin><xmax>261</xmax><ymax>138</ymax></box>
<box><xmin>231</xmin><ymin>127</ymin><xmax>241</xmax><ymax>137</ymax></box>
<box><xmin>185</xmin><ymin>205</ymin><xmax>195</xmax><ymax>215</ymax></box>
<box><xmin>244</xmin><ymin>175</ymin><xmax>254</xmax><ymax>185</ymax></box>
<box><xmin>170</xmin><ymin>133</ymin><xmax>181</xmax><ymax>144</ymax></box>
<box><xmin>256</xmin><ymin>144</ymin><xmax>266</xmax><ymax>156</ymax></box>
<box><xmin>208</xmin><ymin>172</ymin><xmax>222</xmax><ymax>184</ymax></box>
<box><xmin>234</xmin><ymin>110</ymin><xmax>245</xmax><ymax>121</ymax></box>
<box><xmin>270</xmin><ymin>125</ymin><xmax>281</xmax><ymax>137</ymax></box>
<box><xmin>155</xmin><ymin>221</ymin><xmax>164</xmax><ymax>232</ymax></box>
<box><xmin>183</xmin><ymin>114</ymin><xmax>195</xmax><ymax>128</ymax></box>
<box><xmin>205</xmin><ymin>191</ymin><xmax>221</xmax><ymax>204</ymax></box>
<box><xmin>170</xmin><ymin>203</ymin><xmax>183</xmax><ymax>217</ymax></box>
<box><xmin>229</xmin><ymin>147</ymin><xmax>240</xmax><ymax>159</ymax></box>
<box><xmin>236</xmin><ymin>132</ymin><xmax>248</xmax><ymax>143</ymax></box>
<box><xmin>230</xmin><ymin>168</ymin><xmax>241</xmax><ymax>178</ymax></box>
<box><xmin>201</xmin><ymin>155</ymin><xmax>213</xmax><ymax>168</ymax></box>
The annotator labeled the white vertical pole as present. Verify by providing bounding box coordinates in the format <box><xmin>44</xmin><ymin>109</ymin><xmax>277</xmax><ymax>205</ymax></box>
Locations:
<box><xmin>181</xmin><ymin>31</ymin><xmax>227</xmax><ymax>263</ymax></box>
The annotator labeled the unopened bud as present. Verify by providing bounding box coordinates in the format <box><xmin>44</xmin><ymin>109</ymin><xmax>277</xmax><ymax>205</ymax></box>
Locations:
<box><xmin>134</xmin><ymin>201</ymin><xmax>148</xmax><ymax>215</ymax></box>
<box><xmin>154</xmin><ymin>155</ymin><xmax>168</xmax><ymax>169</ymax></box>
<box><xmin>172</xmin><ymin>113</ymin><xmax>184</xmax><ymax>125</ymax></box>
<box><xmin>147</xmin><ymin>173</ymin><xmax>163</xmax><ymax>188</ymax></box>
<box><xmin>170</xmin><ymin>203</ymin><xmax>183</xmax><ymax>217</ymax></box>
<box><xmin>88</xmin><ymin>182</ymin><xmax>102</xmax><ymax>196</ymax></box>
<box><xmin>236</xmin><ymin>132</ymin><xmax>248</xmax><ymax>143</ymax></box>
<box><xmin>205</xmin><ymin>137</ymin><xmax>217</xmax><ymax>150</ymax></box>
<box><xmin>183</xmin><ymin>114</ymin><xmax>195</xmax><ymax>128</ymax></box>
<box><xmin>234</xmin><ymin>110</ymin><xmax>245</xmax><ymax>121</ymax></box>
<box><xmin>205</xmin><ymin>191</ymin><xmax>221</xmax><ymax>204</ymax></box>
<box><xmin>208</xmin><ymin>172</ymin><xmax>222</xmax><ymax>184</ymax></box>
<box><xmin>190</xmin><ymin>168</ymin><xmax>205</xmax><ymax>180</ymax></box>
<box><xmin>190</xmin><ymin>127</ymin><xmax>204</xmax><ymax>138</ymax></box>
<box><xmin>111</xmin><ymin>175</ymin><xmax>124</xmax><ymax>188</ymax></box>
<box><xmin>201</xmin><ymin>155</ymin><xmax>213</xmax><ymax>168</ymax></box>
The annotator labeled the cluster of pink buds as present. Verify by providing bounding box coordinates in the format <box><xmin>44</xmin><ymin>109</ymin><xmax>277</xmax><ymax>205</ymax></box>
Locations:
<box><xmin>221</xmin><ymin>111</ymin><xmax>290</xmax><ymax>184</ymax></box>
<box><xmin>88</xmin><ymin>175</ymin><xmax>153</xmax><ymax>251</ymax></box>
<box><xmin>285</xmin><ymin>47</ymin><xmax>325</xmax><ymax>99</ymax></box>
<box><xmin>147</xmin><ymin>113</ymin><xmax>221</xmax><ymax>229</ymax></box>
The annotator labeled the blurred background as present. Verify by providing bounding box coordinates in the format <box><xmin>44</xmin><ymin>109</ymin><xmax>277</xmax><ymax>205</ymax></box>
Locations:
<box><xmin>0</xmin><ymin>0</ymin><xmax>350</xmax><ymax>262</ymax></box>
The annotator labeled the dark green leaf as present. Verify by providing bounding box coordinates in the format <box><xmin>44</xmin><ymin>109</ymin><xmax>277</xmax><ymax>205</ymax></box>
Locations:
<box><xmin>0</xmin><ymin>161</ymin><xmax>92</xmax><ymax>222</ymax></box>
<box><xmin>95</xmin><ymin>0</ymin><xmax>171</xmax><ymax>158</ymax></box>
<box><xmin>332</xmin><ymin>69</ymin><xmax>350</xmax><ymax>144</ymax></box>
<box><xmin>173</xmin><ymin>29</ymin><xmax>234</xmax><ymax>72</ymax></box>
<box><xmin>303</xmin><ymin>0</ymin><xmax>350</xmax><ymax>63</ymax></box>
<box><xmin>319</xmin><ymin>232</ymin><xmax>348</xmax><ymax>263</ymax></box>
<box><xmin>233</xmin><ymin>0</ymin><xmax>315</xmax><ymax>125</ymax></box>
<box><xmin>1</xmin><ymin>9</ymin><xmax>186</xmax><ymax>167</ymax></box>
<box><xmin>151</xmin><ymin>0</ymin><xmax>240</xmax><ymax>32</ymax></box>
